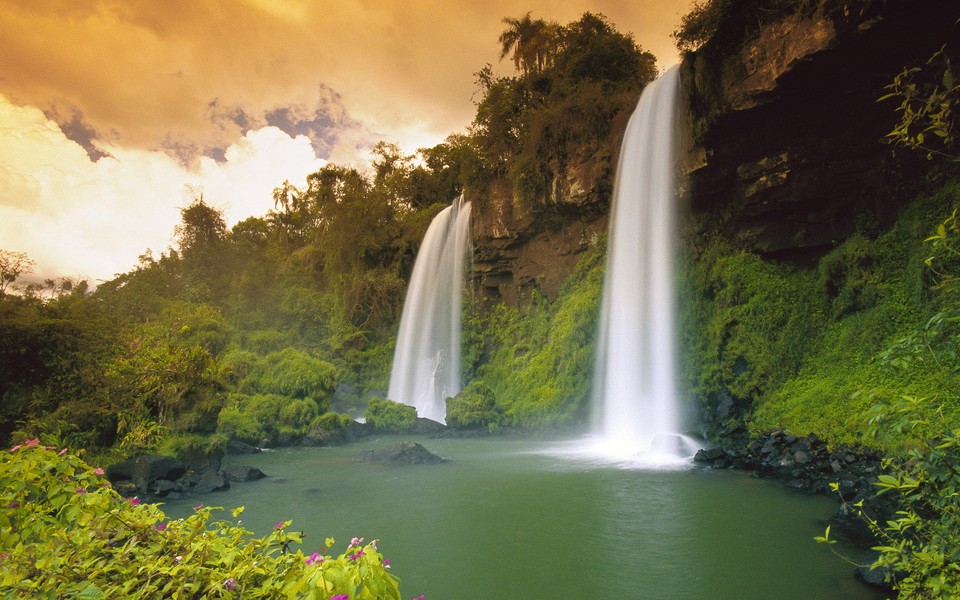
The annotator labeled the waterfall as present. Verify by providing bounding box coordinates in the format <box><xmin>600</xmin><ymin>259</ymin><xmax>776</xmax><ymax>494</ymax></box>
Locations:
<box><xmin>591</xmin><ymin>66</ymin><xmax>699</xmax><ymax>463</ymax></box>
<box><xmin>388</xmin><ymin>197</ymin><xmax>472</xmax><ymax>424</ymax></box>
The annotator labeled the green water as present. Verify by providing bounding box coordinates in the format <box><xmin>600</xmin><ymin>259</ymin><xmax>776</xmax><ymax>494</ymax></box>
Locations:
<box><xmin>164</xmin><ymin>436</ymin><xmax>881</xmax><ymax>599</ymax></box>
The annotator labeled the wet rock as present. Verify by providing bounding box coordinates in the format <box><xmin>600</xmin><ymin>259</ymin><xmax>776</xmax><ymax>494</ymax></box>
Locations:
<box><xmin>223</xmin><ymin>465</ymin><xmax>267</xmax><ymax>482</ymax></box>
<box><xmin>355</xmin><ymin>441</ymin><xmax>446</xmax><ymax>465</ymax></box>
<box><xmin>106</xmin><ymin>454</ymin><xmax>186</xmax><ymax>492</ymax></box>
<box><xmin>227</xmin><ymin>440</ymin><xmax>261</xmax><ymax>455</ymax></box>
<box><xmin>185</xmin><ymin>469</ymin><xmax>230</xmax><ymax>494</ymax></box>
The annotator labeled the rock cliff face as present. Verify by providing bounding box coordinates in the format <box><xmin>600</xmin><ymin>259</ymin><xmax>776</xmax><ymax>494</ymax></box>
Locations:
<box><xmin>679</xmin><ymin>0</ymin><xmax>960</xmax><ymax>260</ymax></box>
<box><xmin>468</xmin><ymin>110</ymin><xmax>632</xmax><ymax>306</ymax></box>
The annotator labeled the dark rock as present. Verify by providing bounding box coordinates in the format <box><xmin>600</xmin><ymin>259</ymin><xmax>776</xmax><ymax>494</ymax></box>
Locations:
<box><xmin>694</xmin><ymin>447</ymin><xmax>726</xmax><ymax>462</ymax></box>
<box><xmin>227</xmin><ymin>440</ymin><xmax>261</xmax><ymax>455</ymax></box>
<box><xmin>179</xmin><ymin>447</ymin><xmax>224</xmax><ymax>472</ymax></box>
<box><xmin>223</xmin><ymin>465</ymin><xmax>267</xmax><ymax>482</ymax></box>
<box><xmin>409</xmin><ymin>418</ymin><xmax>447</xmax><ymax>434</ymax></box>
<box><xmin>106</xmin><ymin>454</ymin><xmax>186</xmax><ymax>492</ymax></box>
<box><xmin>355</xmin><ymin>441</ymin><xmax>446</xmax><ymax>465</ymax></box>
<box><xmin>854</xmin><ymin>562</ymin><xmax>896</xmax><ymax>592</ymax></box>
<box><xmin>185</xmin><ymin>469</ymin><xmax>230</xmax><ymax>494</ymax></box>
<box><xmin>152</xmin><ymin>479</ymin><xmax>180</xmax><ymax>497</ymax></box>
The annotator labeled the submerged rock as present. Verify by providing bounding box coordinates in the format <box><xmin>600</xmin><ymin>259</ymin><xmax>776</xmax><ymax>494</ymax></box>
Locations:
<box><xmin>355</xmin><ymin>441</ymin><xmax>446</xmax><ymax>465</ymax></box>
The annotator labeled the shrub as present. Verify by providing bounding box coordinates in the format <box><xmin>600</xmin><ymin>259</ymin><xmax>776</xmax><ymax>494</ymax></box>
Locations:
<box><xmin>260</xmin><ymin>348</ymin><xmax>338</xmax><ymax>409</ymax></box>
<box><xmin>364</xmin><ymin>398</ymin><xmax>417</xmax><ymax>431</ymax></box>
<box><xmin>278</xmin><ymin>398</ymin><xmax>320</xmax><ymax>434</ymax></box>
<box><xmin>217</xmin><ymin>403</ymin><xmax>265</xmax><ymax>444</ymax></box>
<box><xmin>446</xmin><ymin>381</ymin><xmax>502</xmax><ymax>429</ymax></box>
<box><xmin>311</xmin><ymin>412</ymin><xmax>354</xmax><ymax>432</ymax></box>
<box><xmin>0</xmin><ymin>441</ymin><xmax>403</xmax><ymax>598</ymax></box>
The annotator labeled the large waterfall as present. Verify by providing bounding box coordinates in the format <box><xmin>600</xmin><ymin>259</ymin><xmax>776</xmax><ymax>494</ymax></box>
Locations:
<box><xmin>591</xmin><ymin>66</ymin><xmax>699</xmax><ymax>464</ymax></box>
<box><xmin>388</xmin><ymin>197</ymin><xmax>472</xmax><ymax>424</ymax></box>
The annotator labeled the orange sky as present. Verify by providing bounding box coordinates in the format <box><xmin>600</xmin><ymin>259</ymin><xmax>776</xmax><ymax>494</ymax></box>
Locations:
<box><xmin>0</xmin><ymin>0</ymin><xmax>692</xmax><ymax>283</ymax></box>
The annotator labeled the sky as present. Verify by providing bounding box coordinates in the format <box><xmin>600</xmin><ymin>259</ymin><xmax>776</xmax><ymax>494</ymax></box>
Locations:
<box><xmin>0</xmin><ymin>0</ymin><xmax>692</xmax><ymax>285</ymax></box>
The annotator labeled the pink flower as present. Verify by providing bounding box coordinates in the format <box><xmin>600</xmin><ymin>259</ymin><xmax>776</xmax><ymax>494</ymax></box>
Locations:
<box><xmin>25</xmin><ymin>439</ymin><xmax>39</xmax><ymax>447</ymax></box>
<box><xmin>413</xmin><ymin>596</ymin><xmax>425</xmax><ymax>600</ymax></box>
<box><xmin>193</xmin><ymin>503</ymin><xmax>203</xmax><ymax>511</ymax></box>
<box><xmin>75</xmin><ymin>488</ymin><xmax>86</xmax><ymax>495</ymax></box>
<box><xmin>305</xmin><ymin>552</ymin><xmax>325</xmax><ymax>565</ymax></box>
<box><xmin>155</xmin><ymin>523</ymin><xmax>167</xmax><ymax>531</ymax></box>
<box><xmin>6</xmin><ymin>502</ymin><xmax>19</xmax><ymax>509</ymax></box>
<box><xmin>348</xmin><ymin>550</ymin><xmax>364</xmax><ymax>561</ymax></box>
<box><xmin>129</xmin><ymin>497</ymin><xmax>141</xmax><ymax>506</ymax></box>
<box><xmin>57</xmin><ymin>448</ymin><xmax>68</xmax><ymax>456</ymax></box>
<box><xmin>383</xmin><ymin>558</ymin><xmax>391</xmax><ymax>569</ymax></box>
<box><xmin>9</xmin><ymin>445</ymin><xmax>21</xmax><ymax>453</ymax></box>
<box><xmin>349</xmin><ymin>536</ymin><xmax>364</xmax><ymax>548</ymax></box>
<box><xmin>370</xmin><ymin>539</ymin><xmax>378</xmax><ymax>550</ymax></box>
<box><xmin>223</xmin><ymin>577</ymin><xmax>237</xmax><ymax>591</ymax></box>
<box><xmin>274</xmin><ymin>522</ymin><xmax>285</xmax><ymax>530</ymax></box>
<box><xmin>93</xmin><ymin>467</ymin><xmax>104</xmax><ymax>476</ymax></box>
<box><xmin>329</xmin><ymin>595</ymin><xmax>348</xmax><ymax>600</ymax></box>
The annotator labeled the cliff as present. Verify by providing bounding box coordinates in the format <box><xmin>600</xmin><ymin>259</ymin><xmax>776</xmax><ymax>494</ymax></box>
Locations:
<box><xmin>679</xmin><ymin>0</ymin><xmax>960</xmax><ymax>260</ymax></box>
<box><xmin>467</xmin><ymin>111</ymin><xmax>628</xmax><ymax>306</ymax></box>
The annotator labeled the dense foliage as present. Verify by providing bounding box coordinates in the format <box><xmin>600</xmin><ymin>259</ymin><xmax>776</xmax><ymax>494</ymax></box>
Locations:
<box><xmin>468</xmin><ymin>247</ymin><xmax>604</xmax><ymax>430</ymax></box>
<box><xmin>672</xmin><ymin>0</ymin><xmax>838</xmax><ymax>53</ymax></box>
<box><xmin>0</xmin><ymin>442</ymin><xmax>403</xmax><ymax>598</ymax></box>
<box><xmin>679</xmin><ymin>179</ymin><xmax>960</xmax><ymax>448</ymax></box>
<box><xmin>472</xmin><ymin>12</ymin><xmax>657</xmax><ymax>205</ymax></box>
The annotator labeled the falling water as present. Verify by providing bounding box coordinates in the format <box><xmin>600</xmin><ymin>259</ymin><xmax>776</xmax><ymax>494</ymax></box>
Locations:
<box><xmin>388</xmin><ymin>197</ymin><xmax>472</xmax><ymax>423</ymax></box>
<box><xmin>591</xmin><ymin>66</ymin><xmax>699</xmax><ymax>465</ymax></box>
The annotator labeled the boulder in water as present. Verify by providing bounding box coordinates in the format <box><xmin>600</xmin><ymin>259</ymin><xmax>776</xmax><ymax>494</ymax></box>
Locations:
<box><xmin>223</xmin><ymin>465</ymin><xmax>267</xmax><ymax>482</ymax></box>
<box><xmin>355</xmin><ymin>441</ymin><xmax>446</xmax><ymax>465</ymax></box>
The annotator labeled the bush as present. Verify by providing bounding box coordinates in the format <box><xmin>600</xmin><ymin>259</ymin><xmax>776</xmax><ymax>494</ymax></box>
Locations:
<box><xmin>0</xmin><ymin>441</ymin><xmax>403</xmax><ymax>598</ymax></box>
<box><xmin>446</xmin><ymin>381</ymin><xmax>502</xmax><ymax>429</ymax></box>
<box><xmin>278</xmin><ymin>398</ymin><xmax>320</xmax><ymax>434</ymax></box>
<box><xmin>364</xmin><ymin>398</ymin><xmax>417</xmax><ymax>431</ymax></box>
<box><xmin>260</xmin><ymin>348</ymin><xmax>338</xmax><ymax>409</ymax></box>
<box><xmin>310</xmin><ymin>412</ymin><xmax>354</xmax><ymax>432</ymax></box>
<box><xmin>217</xmin><ymin>403</ymin><xmax>265</xmax><ymax>444</ymax></box>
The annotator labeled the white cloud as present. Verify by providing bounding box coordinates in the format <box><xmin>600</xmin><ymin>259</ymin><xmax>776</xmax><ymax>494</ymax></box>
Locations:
<box><xmin>0</xmin><ymin>95</ymin><xmax>326</xmax><ymax>285</ymax></box>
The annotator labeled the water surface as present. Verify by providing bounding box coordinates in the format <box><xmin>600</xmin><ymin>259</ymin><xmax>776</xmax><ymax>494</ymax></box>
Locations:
<box><xmin>165</xmin><ymin>436</ymin><xmax>880</xmax><ymax>599</ymax></box>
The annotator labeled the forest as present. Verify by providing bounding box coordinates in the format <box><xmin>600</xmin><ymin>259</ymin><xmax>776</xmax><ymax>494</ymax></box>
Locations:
<box><xmin>2</xmin><ymin>1</ymin><xmax>960</xmax><ymax>597</ymax></box>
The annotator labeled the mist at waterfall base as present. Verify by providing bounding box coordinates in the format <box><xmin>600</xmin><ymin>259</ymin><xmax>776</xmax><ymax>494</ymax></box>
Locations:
<box><xmin>581</xmin><ymin>66</ymin><xmax>701</xmax><ymax>467</ymax></box>
<box><xmin>387</xmin><ymin>198</ymin><xmax>472</xmax><ymax>424</ymax></box>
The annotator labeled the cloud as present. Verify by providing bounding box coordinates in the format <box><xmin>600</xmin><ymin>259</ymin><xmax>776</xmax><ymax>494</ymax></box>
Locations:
<box><xmin>0</xmin><ymin>0</ymin><xmax>694</xmax><ymax>283</ymax></box>
<box><xmin>0</xmin><ymin>0</ymin><xmax>689</xmax><ymax>165</ymax></box>
<box><xmin>0</xmin><ymin>95</ymin><xmax>325</xmax><ymax>283</ymax></box>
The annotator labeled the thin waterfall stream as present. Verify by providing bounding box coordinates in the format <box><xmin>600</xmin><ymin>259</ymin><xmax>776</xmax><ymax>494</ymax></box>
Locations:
<box><xmin>387</xmin><ymin>197</ymin><xmax>472</xmax><ymax>423</ymax></box>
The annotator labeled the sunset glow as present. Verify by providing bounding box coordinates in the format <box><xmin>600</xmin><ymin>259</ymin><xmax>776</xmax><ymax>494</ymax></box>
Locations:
<box><xmin>0</xmin><ymin>0</ymin><xmax>689</xmax><ymax>283</ymax></box>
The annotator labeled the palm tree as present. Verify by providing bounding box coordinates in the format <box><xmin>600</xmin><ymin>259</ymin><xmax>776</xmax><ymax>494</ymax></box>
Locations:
<box><xmin>498</xmin><ymin>12</ymin><xmax>558</xmax><ymax>76</ymax></box>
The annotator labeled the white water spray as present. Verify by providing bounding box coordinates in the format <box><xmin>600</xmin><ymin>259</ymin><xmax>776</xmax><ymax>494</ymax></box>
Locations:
<box><xmin>388</xmin><ymin>198</ymin><xmax>472</xmax><ymax>423</ymax></box>
<box><xmin>591</xmin><ymin>66</ymin><xmax>700</xmax><ymax>465</ymax></box>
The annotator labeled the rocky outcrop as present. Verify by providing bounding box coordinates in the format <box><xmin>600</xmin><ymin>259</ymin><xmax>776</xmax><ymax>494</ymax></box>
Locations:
<box><xmin>694</xmin><ymin>430</ymin><xmax>895</xmax><ymax>540</ymax></box>
<box><xmin>469</xmin><ymin>113</ymin><xmax>630</xmax><ymax>306</ymax></box>
<box><xmin>679</xmin><ymin>0</ymin><xmax>960</xmax><ymax>261</ymax></box>
<box><xmin>106</xmin><ymin>453</ymin><xmax>266</xmax><ymax>500</ymax></box>
<box><xmin>354</xmin><ymin>441</ymin><xmax>446</xmax><ymax>465</ymax></box>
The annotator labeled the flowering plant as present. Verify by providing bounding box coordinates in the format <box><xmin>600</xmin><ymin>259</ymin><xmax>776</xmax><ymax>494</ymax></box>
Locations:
<box><xmin>0</xmin><ymin>442</ymin><xmax>403</xmax><ymax>599</ymax></box>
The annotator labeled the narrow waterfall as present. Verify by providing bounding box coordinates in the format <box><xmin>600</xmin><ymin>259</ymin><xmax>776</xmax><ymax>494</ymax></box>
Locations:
<box><xmin>388</xmin><ymin>197</ymin><xmax>472</xmax><ymax>424</ymax></box>
<box><xmin>591</xmin><ymin>66</ymin><xmax>699</xmax><ymax>463</ymax></box>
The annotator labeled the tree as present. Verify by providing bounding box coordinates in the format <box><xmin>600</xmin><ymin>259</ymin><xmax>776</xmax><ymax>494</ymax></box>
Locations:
<box><xmin>498</xmin><ymin>12</ymin><xmax>559</xmax><ymax>76</ymax></box>
<box><xmin>175</xmin><ymin>195</ymin><xmax>227</xmax><ymax>258</ymax></box>
<box><xmin>0</xmin><ymin>250</ymin><xmax>35</xmax><ymax>296</ymax></box>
